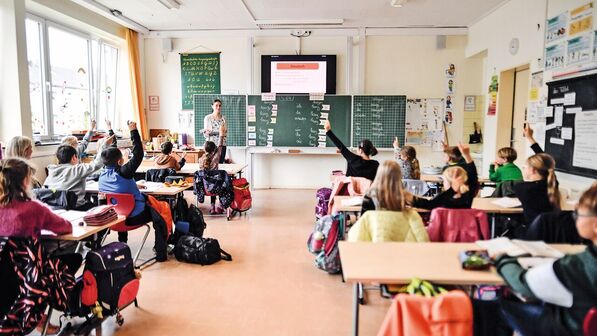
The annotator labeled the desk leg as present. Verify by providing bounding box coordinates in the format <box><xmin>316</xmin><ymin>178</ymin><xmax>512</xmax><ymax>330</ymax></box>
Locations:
<box><xmin>353</xmin><ymin>282</ymin><xmax>360</xmax><ymax>336</ymax></box>
<box><xmin>491</xmin><ymin>214</ymin><xmax>496</xmax><ymax>238</ymax></box>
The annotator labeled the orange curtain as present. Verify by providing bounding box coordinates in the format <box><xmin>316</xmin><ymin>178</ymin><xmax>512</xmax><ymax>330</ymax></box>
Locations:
<box><xmin>126</xmin><ymin>29</ymin><xmax>149</xmax><ymax>140</ymax></box>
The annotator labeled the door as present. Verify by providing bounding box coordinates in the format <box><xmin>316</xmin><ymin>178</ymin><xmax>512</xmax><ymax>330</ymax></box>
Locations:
<box><xmin>511</xmin><ymin>68</ymin><xmax>529</xmax><ymax>165</ymax></box>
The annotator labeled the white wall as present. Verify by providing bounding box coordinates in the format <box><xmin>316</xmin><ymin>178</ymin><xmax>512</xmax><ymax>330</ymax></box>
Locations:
<box><xmin>143</xmin><ymin>34</ymin><xmax>483</xmax><ymax>188</ymax></box>
<box><xmin>467</xmin><ymin>0</ymin><xmax>597</xmax><ymax>196</ymax></box>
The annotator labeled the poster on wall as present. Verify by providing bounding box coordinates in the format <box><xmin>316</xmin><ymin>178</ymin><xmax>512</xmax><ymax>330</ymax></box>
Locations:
<box><xmin>546</xmin><ymin>12</ymin><xmax>568</xmax><ymax>43</ymax></box>
<box><xmin>446</xmin><ymin>79</ymin><xmax>455</xmax><ymax>95</ymax></box>
<box><xmin>545</xmin><ymin>42</ymin><xmax>566</xmax><ymax>69</ymax></box>
<box><xmin>405</xmin><ymin>98</ymin><xmax>445</xmax><ymax>150</ymax></box>
<box><xmin>464</xmin><ymin>96</ymin><xmax>476</xmax><ymax>111</ymax></box>
<box><xmin>569</xmin><ymin>2</ymin><xmax>593</xmax><ymax>36</ymax></box>
<box><xmin>529</xmin><ymin>71</ymin><xmax>543</xmax><ymax>102</ymax></box>
<box><xmin>567</xmin><ymin>34</ymin><xmax>593</xmax><ymax>65</ymax></box>
<box><xmin>487</xmin><ymin>75</ymin><xmax>498</xmax><ymax>116</ymax></box>
<box><xmin>445</xmin><ymin>64</ymin><xmax>456</xmax><ymax>78</ymax></box>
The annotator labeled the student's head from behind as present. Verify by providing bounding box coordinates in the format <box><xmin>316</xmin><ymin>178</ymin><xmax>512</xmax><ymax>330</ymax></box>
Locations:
<box><xmin>56</xmin><ymin>145</ymin><xmax>78</xmax><ymax>165</ymax></box>
<box><xmin>6</xmin><ymin>136</ymin><xmax>33</xmax><ymax>160</ymax></box>
<box><xmin>442</xmin><ymin>166</ymin><xmax>469</xmax><ymax>194</ymax></box>
<box><xmin>0</xmin><ymin>158</ymin><xmax>35</xmax><ymax>207</ymax></box>
<box><xmin>101</xmin><ymin>147</ymin><xmax>124</xmax><ymax>167</ymax></box>
<box><xmin>525</xmin><ymin>153</ymin><xmax>560</xmax><ymax>209</ymax></box>
<box><xmin>576</xmin><ymin>182</ymin><xmax>597</xmax><ymax>243</ymax></box>
<box><xmin>371</xmin><ymin>160</ymin><xmax>406</xmax><ymax>211</ymax></box>
<box><xmin>161</xmin><ymin>141</ymin><xmax>174</xmax><ymax>155</ymax></box>
<box><xmin>61</xmin><ymin>136</ymin><xmax>79</xmax><ymax>149</ymax></box>
<box><xmin>400</xmin><ymin>146</ymin><xmax>417</xmax><ymax>161</ymax></box>
<box><xmin>357</xmin><ymin>139</ymin><xmax>377</xmax><ymax>158</ymax></box>
<box><xmin>204</xmin><ymin>141</ymin><xmax>216</xmax><ymax>154</ymax></box>
<box><xmin>497</xmin><ymin>147</ymin><xmax>517</xmax><ymax>164</ymax></box>
<box><xmin>443</xmin><ymin>146</ymin><xmax>462</xmax><ymax>164</ymax></box>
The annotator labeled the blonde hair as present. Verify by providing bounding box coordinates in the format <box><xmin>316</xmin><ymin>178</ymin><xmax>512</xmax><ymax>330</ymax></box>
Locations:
<box><xmin>578</xmin><ymin>182</ymin><xmax>597</xmax><ymax>214</ymax></box>
<box><xmin>6</xmin><ymin>136</ymin><xmax>33</xmax><ymax>158</ymax></box>
<box><xmin>0</xmin><ymin>158</ymin><xmax>34</xmax><ymax>207</ymax></box>
<box><xmin>442</xmin><ymin>166</ymin><xmax>469</xmax><ymax>194</ymax></box>
<box><xmin>527</xmin><ymin>153</ymin><xmax>560</xmax><ymax>210</ymax></box>
<box><xmin>400</xmin><ymin>146</ymin><xmax>420</xmax><ymax>179</ymax></box>
<box><xmin>61</xmin><ymin>136</ymin><xmax>79</xmax><ymax>148</ymax></box>
<box><xmin>369</xmin><ymin>160</ymin><xmax>407</xmax><ymax>211</ymax></box>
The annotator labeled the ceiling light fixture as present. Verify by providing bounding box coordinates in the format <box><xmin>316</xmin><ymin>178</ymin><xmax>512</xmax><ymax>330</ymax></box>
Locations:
<box><xmin>390</xmin><ymin>0</ymin><xmax>408</xmax><ymax>8</ymax></box>
<box><xmin>158</xmin><ymin>0</ymin><xmax>181</xmax><ymax>10</ymax></box>
<box><xmin>255</xmin><ymin>19</ymin><xmax>344</xmax><ymax>29</ymax></box>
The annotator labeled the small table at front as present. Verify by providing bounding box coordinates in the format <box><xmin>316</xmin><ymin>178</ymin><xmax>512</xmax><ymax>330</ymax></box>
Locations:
<box><xmin>136</xmin><ymin>162</ymin><xmax>247</xmax><ymax>178</ymax></box>
<box><xmin>339</xmin><ymin>241</ymin><xmax>585</xmax><ymax>336</ymax></box>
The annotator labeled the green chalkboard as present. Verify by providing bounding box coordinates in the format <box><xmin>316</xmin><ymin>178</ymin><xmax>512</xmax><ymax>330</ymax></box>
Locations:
<box><xmin>193</xmin><ymin>94</ymin><xmax>246</xmax><ymax>147</ymax></box>
<box><xmin>247</xmin><ymin>95</ymin><xmax>351</xmax><ymax>147</ymax></box>
<box><xmin>352</xmin><ymin>95</ymin><xmax>406</xmax><ymax>148</ymax></box>
<box><xmin>180</xmin><ymin>53</ymin><xmax>221</xmax><ymax>110</ymax></box>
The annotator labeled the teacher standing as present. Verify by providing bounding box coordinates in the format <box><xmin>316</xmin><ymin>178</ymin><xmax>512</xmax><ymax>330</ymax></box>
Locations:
<box><xmin>203</xmin><ymin>99</ymin><xmax>227</xmax><ymax>163</ymax></box>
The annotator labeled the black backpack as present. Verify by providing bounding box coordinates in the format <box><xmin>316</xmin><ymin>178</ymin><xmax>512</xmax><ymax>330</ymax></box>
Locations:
<box><xmin>174</xmin><ymin>236</ymin><xmax>232</xmax><ymax>265</ymax></box>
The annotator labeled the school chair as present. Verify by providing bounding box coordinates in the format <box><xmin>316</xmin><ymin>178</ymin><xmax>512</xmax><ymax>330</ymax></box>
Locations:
<box><xmin>145</xmin><ymin>168</ymin><xmax>176</xmax><ymax>182</ymax></box>
<box><xmin>105</xmin><ymin>193</ymin><xmax>151</xmax><ymax>267</ymax></box>
<box><xmin>585</xmin><ymin>308</ymin><xmax>597</xmax><ymax>336</ymax></box>
<box><xmin>402</xmin><ymin>179</ymin><xmax>430</xmax><ymax>197</ymax></box>
<box><xmin>526</xmin><ymin>211</ymin><xmax>583</xmax><ymax>244</ymax></box>
<box><xmin>490</xmin><ymin>180</ymin><xmax>521</xmax><ymax>198</ymax></box>
<box><xmin>427</xmin><ymin>208</ymin><xmax>490</xmax><ymax>242</ymax></box>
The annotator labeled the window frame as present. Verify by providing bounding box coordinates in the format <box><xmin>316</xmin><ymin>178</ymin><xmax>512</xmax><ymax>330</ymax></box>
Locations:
<box><xmin>26</xmin><ymin>13</ymin><xmax>120</xmax><ymax>141</ymax></box>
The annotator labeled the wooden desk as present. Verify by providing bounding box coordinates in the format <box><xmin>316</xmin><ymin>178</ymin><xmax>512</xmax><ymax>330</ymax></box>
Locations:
<box><xmin>144</xmin><ymin>149</ymin><xmax>204</xmax><ymax>163</ymax></box>
<box><xmin>136</xmin><ymin>162</ymin><xmax>247</xmax><ymax>177</ymax></box>
<box><xmin>44</xmin><ymin>211</ymin><xmax>125</xmax><ymax>241</ymax></box>
<box><xmin>333</xmin><ymin>196</ymin><xmax>430</xmax><ymax>214</ymax></box>
<box><xmin>339</xmin><ymin>241</ymin><xmax>585</xmax><ymax>336</ymax></box>
<box><xmin>422</xmin><ymin>174</ymin><xmax>492</xmax><ymax>185</ymax></box>
<box><xmin>86</xmin><ymin>181</ymin><xmax>190</xmax><ymax>196</ymax></box>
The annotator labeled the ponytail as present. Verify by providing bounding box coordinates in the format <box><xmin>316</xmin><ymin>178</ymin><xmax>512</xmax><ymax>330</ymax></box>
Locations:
<box><xmin>442</xmin><ymin>166</ymin><xmax>469</xmax><ymax>194</ymax></box>
<box><xmin>547</xmin><ymin>168</ymin><xmax>561</xmax><ymax>210</ymax></box>
<box><xmin>0</xmin><ymin>158</ymin><xmax>33</xmax><ymax>207</ymax></box>
<box><xmin>202</xmin><ymin>141</ymin><xmax>217</xmax><ymax>170</ymax></box>
<box><xmin>411</xmin><ymin>158</ymin><xmax>421</xmax><ymax>179</ymax></box>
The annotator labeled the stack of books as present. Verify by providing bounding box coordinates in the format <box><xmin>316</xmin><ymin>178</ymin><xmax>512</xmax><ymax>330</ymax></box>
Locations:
<box><xmin>83</xmin><ymin>205</ymin><xmax>118</xmax><ymax>226</ymax></box>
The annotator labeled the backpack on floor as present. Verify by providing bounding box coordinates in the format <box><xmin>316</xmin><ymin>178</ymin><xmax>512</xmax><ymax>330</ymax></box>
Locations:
<box><xmin>315</xmin><ymin>187</ymin><xmax>332</xmax><ymax>219</ymax></box>
<box><xmin>174</xmin><ymin>235</ymin><xmax>232</xmax><ymax>265</ymax></box>
<box><xmin>307</xmin><ymin>214</ymin><xmax>345</xmax><ymax>274</ymax></box>
<box><xmin>230</xmin><ymin>178</ymin><xmax>252</xmax><ymax>212</ymax></box>
<box><xmin>69</xmin><ymin>242</ymin><xmax>140</xmax><ymax>317</ymax></box>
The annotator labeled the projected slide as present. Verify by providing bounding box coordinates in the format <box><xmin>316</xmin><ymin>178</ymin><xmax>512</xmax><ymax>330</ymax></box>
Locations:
<box><xmin>270</xmin><ymin>61</ymin><xmax>327</xmax><ymax>93</ymax></box>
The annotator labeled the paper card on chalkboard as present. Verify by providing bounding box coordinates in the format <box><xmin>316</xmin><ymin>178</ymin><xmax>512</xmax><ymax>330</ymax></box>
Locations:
<box><xmin>267</xmin><ymin>135</ymin><xmax>273</xmax><ymax>141</ymax></box>
<box><xmin>248</xmin><ymin>105</ymin><xmax>255</xmax><ymax>114</ymax></box>
<box><xmin>318</xmin><ymin>135</ymin><xmax>326</xmax><ymax>142</ymax></box>
<box><xmin>248</xmin><ymin>116</ymin><xmax>256</xmax><ymax>122</ymax></box>
<box><xmin>248</xmin><ymin>126</ymin><xmax>256</xmax><ymax>132</ymax></box>
<box><xmin>271</xmin><ymin>110</ymin><xmax>278</xmax><ymax>117</ymax></box>
<box><xmin>564</xmin><ymin>92</ymin><xmax>576</xmax><ymax>105</ymax></box>
<box><xmin>551</xmin><ymin>98</ymin><xmax>565</xmax><ymax>105</ymax></box>
<box><xmin>248</xmin><ymin>140</ymin><xmax>256</xmax><ymax>146</ymax></box>
<box><xmin>545</xmin><ymin>106</ymin><xmax>554</xmax><ymax>117</ymax></box>
<box><xmin>555</xmin><ymin>108</ymin><xmax>563</xmax><ymax>126</ymax></box>
<box><xmin>268</xmin><ymin>128</ymin><xmax>274</xmax><ymax>135</ymax></box>
<box><xmin>318</xmin><ymin>142</ymin><xmax>326</xmax><ymax>148</ymax></box>
<box><xmin>566</xmin><ymin>107</ymin><xmax>582</xmax><ymax>114</ymax></box>
<box><xmin>310</xmin><ymin>93</ymin><xmax>325</xmax><ymax>101</ymax></box>
<box><xmin>319</xmin><ymin>129</ymin><xmax>326</xmax><ymax>135</ymax></box>
<box><xmin>321</xmin><ymin>112</ymin><xmax>329</xmax><ymax>119</ymax></box>
<box><xmin>272</xmin><ymin>104</ymin><xmax>278</xmax><ymax>110</ymax></box>
<box><xmin>267</xmin><ymin>141</ymin><xmax>273</xmax><ymax>147</ymax></box>
<box><xmin>262</xmin><ymin>93</ymin><xmax>276</xmax><ymax>101</ymax></box>
<box><xmin>271</xmin><ymin>118</ymin><xmax>277</xmax><ymax>124</ymax></box>
<box><xmin>561</xmin><ymin>127</ymin><xmax>573</xmax><ymax>140</ymax></box>
<box><xmin>550</xmin><ymin>137</ymin><xmax>565</xmax><ymax>145</ymax></box>
<box><xmin>248</xmin><ymin>133</ymin><xmax>256</xmax><ymax>139</ymax></box>
<box><xmin>322</xmin><ymin>104</ymin><xmax>330</xmax><ymax>111</ymax></box>
<box><xmin>320</xmin><ymin>120</ymin><xmax>326</xmax><ymax>125</ymax></box>
<box><xmin>545</xmin><ymin>123</ymin><xmax>556</xmax><ymax>131</ymax></box>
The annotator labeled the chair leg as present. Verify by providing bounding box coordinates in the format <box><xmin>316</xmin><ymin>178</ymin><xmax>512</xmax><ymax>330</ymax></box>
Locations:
<box><xmin>133</xmin><ymin>224</ymin><xmax>152</xmax><ymax>267</ymax></box>
<box><xmin>41</xmin><ymin>307</ymin><xmax>53</xmax><ymax>336</ymax></box>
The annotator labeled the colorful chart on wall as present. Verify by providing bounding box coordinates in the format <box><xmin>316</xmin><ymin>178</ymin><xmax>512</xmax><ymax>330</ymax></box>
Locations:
<box><xmin>405</xmin><ymin>98</ymin><xmax>445</xmax><ymax>151</ymax></box>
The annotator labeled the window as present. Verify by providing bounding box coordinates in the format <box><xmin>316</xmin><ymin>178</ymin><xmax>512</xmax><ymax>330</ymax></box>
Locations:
<box><xmin>25</xmin><ymin>16</ymin><xmax>119</xmax><ymax>139</ymax></box>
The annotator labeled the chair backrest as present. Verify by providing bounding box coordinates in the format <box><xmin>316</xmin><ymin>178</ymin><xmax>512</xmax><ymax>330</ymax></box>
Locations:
<box><xmin>490</xmin><ymin>180</ymin><xmax>521</xmax><ymax>198</ymax></box>
<box><xmin>145</xmin><ymin>168</ymin><xmax>176</xmax><ymax>182</ymax></box>
<box><xmin>403</xmin><ymin>179</ymin><xmax>430</xmax><ymax>197</ymax></box>
<box><xmin>33</xmin><ymin>188</ymin><xmax>78</xmax><ymax>210</ymax></box>
<box><xmin>427</xmin><ymin>208</ymin><xmax>490</xmax><ymax>242</ymax></box>
<box><xmin>105</xmin><ymin>193</ymin><xmax>136</xmax><ymax>216</ymax></box>
<box><xmin>584</xmin><ymin>308</ymin><xmax>597</xmax><ymax>336</ymax></box>
<box><xmin>526</xmin><ymin>211</ymin><xmax>582</xmax><ymax>244</ymax></box>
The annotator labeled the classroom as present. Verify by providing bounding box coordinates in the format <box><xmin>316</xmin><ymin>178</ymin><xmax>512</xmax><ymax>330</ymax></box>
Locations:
<box><xmin>1</xmin><ymin>0</ymin><xmax>596</xmax><ymax>335</ymax></box>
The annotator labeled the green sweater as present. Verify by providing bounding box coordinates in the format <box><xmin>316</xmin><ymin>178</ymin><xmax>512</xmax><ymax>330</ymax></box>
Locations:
<box><xmin>488</xmin><ymin>162</ymin><xmax>523</xmax><ymax>183</ymax></box>
<box><xmin>496</xmin><ymin>245</ymin><xmax>597</xmax><ymax>335</ymax></box>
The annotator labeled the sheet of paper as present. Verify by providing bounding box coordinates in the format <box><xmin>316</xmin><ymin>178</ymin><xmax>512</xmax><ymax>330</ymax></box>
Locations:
<box><xmin>550</xmin><ymin>98</ymin><xmax>564</xmax><ymax>105</ymax></box>
<box><xmin>564</xmin><ymin>92</ymin><xmax>576</xmax><ymax>105</ymax></box>
<box><xmin>550</xmin><ymin>137</ymin><xmax>565</xmax><ymax>145</ymax></box>
<box><xmin>476</xmin><ymin>237</ymin><xmax>526</xmax><ymax>257</ymax></box>
<box><xmin>545</xmin><ymin>123</ymin><xmax>556</xmax><ymax>130</ymax></box>
<box><xmin>554</xmin><ymin>107</ymin><xmax>563</xmax><ymax>126</ymax></box>
<box><xmin>566</xmin><ymin>107</ymin><xmax>582</xmax><ymax>114</ymax></box>
<box><xmin>59</xmin><ymin>211</ymin><xmax>86</xmax><ymax>222</ymax></box>
<box><xmin>561</xmin><ymin>127</ymin><xmax>573</xmax><ymax>140</ymax></box>
<box><xmin>573</xmin><ymin>111</ymin><xmax>597</xmax><ymax>170</ymax></box>
<box><xmin>341</xmin><ymin>196</ymin><xmax>363</xmax><ymax>206</ymax></box>
<box><xmin>322</xmin><ymin>104</ymin><xmax>330</xmax><ymax>111</ymax></box>
<box><xmin>491</xmin><ymin>197</ymin><xmax>522</xmax><ymax>208</ymax></box>
<box><xmin>309</xmin><ymin>93</ymin><xmax>325</xmax><ymax>101</ymax></box>
<box><xmin>544</xmin><ymin>106</ymin><xmax>554</xmax><ymax>117</ymax></box>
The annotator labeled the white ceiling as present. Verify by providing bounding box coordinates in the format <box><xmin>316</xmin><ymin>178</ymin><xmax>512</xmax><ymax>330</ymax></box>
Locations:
<box><xmin>94</xmin><ymin>0</ymin><xmax>507</xmax><ymax>31</ymax></box>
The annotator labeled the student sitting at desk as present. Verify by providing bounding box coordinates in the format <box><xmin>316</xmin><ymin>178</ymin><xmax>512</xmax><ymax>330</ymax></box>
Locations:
<box><xmin>0</xmin><ymin>158</ymin><xmax>81</xmax><ymax>334</ymax></box>
<box><xmin>99</xmin><ymin>121</ymin><xmax>149</xmax><ymax>243</ymax></box>
<box><xmin>515</xmin><ymin>152</ymin><xmax>561</xmax><ymax>225</ymax></box>
<box><xmin>324</xmin><ymin>119</ymin><xmax>379</xmax><ymax>181</ymax></box>
<box><xmin>489</xmin><ymin>147</ymin><xmax>523</xmax><ymax>184</ymax></box>
<box><xmin>393</xmin><ymin>137</ymin><xmax>420</xmax><ymax>179</ymax></box>
<box><xmin>494</xmin><ymin>182</ymin><xmax>597</xmax><ymax>336</ymax></box>
<box><xmin>198</xmin><ymin>124</ymin><xmax>227</xmax><ymax>214</ymax></box>
<box><xmin>5</xmin><ymin>136</ymin><xmax>42</xmax><ymax>188</ymax></box>
<box><xmin>412</xmin><ymin>144</ymin><xmax>477</xmax><ymax>210</ymax></box>
<box><xmin>153</xmin><ymin>141</ymin><xmax>186</xmax><ymax>170</ymax></box>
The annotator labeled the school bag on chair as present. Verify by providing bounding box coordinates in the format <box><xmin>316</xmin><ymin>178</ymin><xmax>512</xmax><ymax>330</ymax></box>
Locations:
<box><xmin>174</xmin><ymin>235</ymin><xmax>232</xmax><ymax>265</ymax></box>
<box><xmin>315</xmin><ymin>187</ymin><xmax>332</xmax><ymax>219</ymax></box>
<box><xmin>307</xmin><ymin>214</ymin><xmax>345</xmax><ymax>274</ymax></box>
<box><xmin>69</xmin><ymin>242</ymin><xmax>140</xmax><ymax>326</ymax></box>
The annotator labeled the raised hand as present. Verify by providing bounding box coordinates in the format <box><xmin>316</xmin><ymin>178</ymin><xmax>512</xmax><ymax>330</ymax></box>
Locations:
<box><xmin>324</xmin><ymin>120</ymin><xmax>331</xmax><ymax>132</ymax></box>
<box><xmin>105</xmin><ymin>119</ymin><xmax>112</xmax><ymax>130</ymax></box>
<box><xmin>393</xmin><ymin>137</ymin><xmax>400</xmax><ymax>149</ymax></box>
<box><xmin>127</xmin><ymin>121</ymin><xmax>137</xmax><ymax>131</ymax></box>
<box><xmin>91</xmin><ymin>119</ymin><xmax>97</xmax><ymax>131</ymax></box>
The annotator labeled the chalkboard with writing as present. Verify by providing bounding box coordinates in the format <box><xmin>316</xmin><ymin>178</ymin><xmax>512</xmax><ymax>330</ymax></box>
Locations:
<box><xmin>247</xmin><ymin>95</ymin><xmax>351</xmax><ymax>147</ymax></box>
<box><xmin>193</xmin><ymin>94</ymin><xmax>246</xmax><ymax>147</ymax></box>
<box><xmin>352</xmin><ymin>95</ymin><xmax>406</xmax><ymax>148</ymax></box>
<box><xmin>180</xmin><ymin>53</ymin><xmax>221</xmax><ymax>110</ymax></box>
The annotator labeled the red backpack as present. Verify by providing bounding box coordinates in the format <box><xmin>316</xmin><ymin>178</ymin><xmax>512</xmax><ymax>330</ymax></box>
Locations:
<box><xmin>230</xmin><ymin>178</ymin><xmax>252</xmax><ymax>212</ymax></box>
